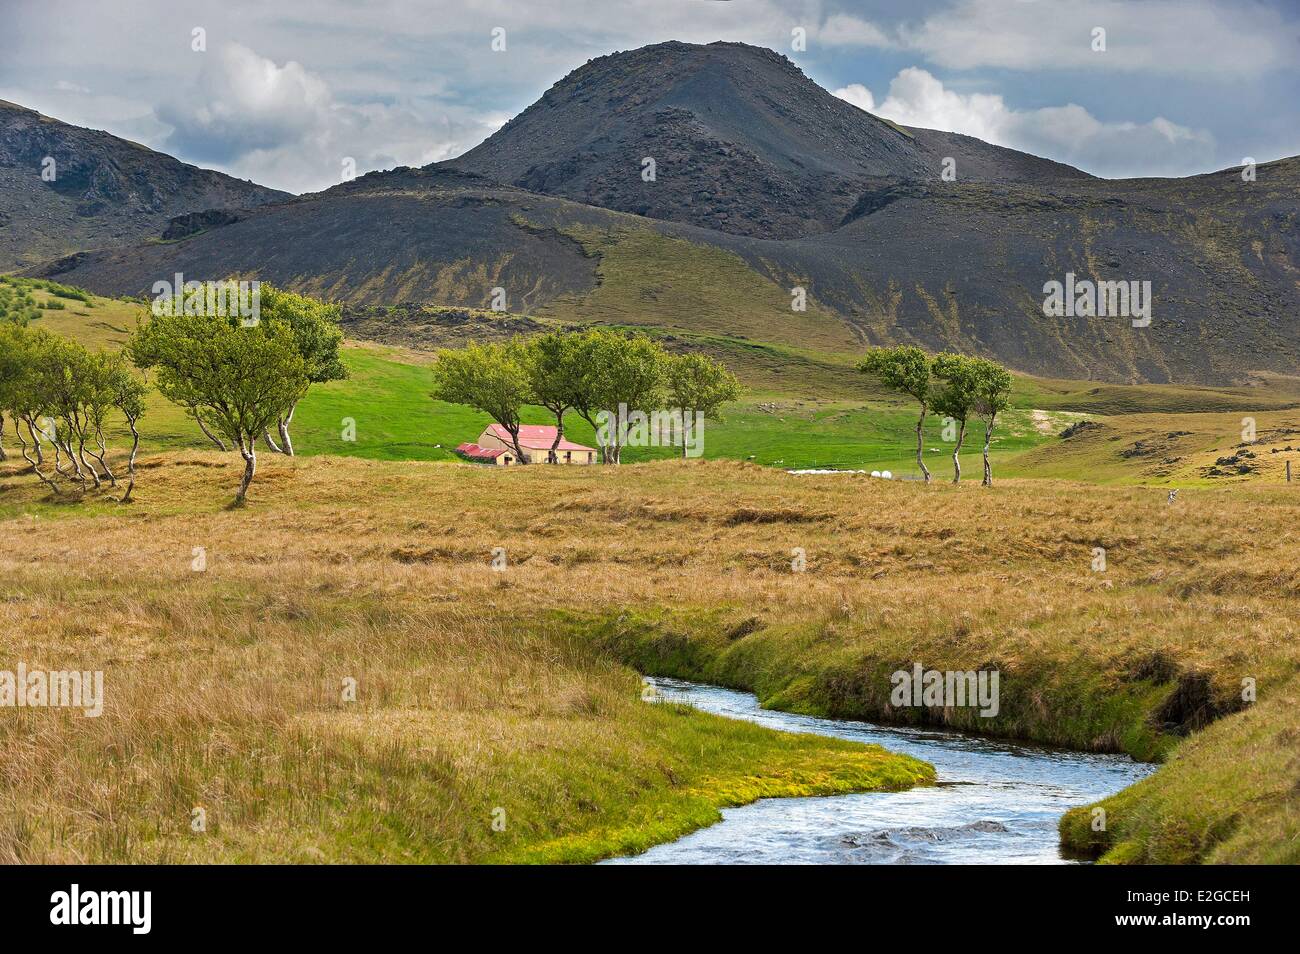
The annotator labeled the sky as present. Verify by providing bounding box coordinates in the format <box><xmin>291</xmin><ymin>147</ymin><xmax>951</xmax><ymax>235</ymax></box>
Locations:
<box><xmin>2</xmin><ymin>0</ymin><xmax>1297</xmax><ymax>194</ymax></box>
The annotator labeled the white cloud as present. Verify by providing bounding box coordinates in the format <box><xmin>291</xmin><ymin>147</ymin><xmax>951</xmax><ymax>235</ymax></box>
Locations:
<box><xmin>159</xmin><ymin>44</ymin><xmax>331</xmax><ymax>162</ymax></box>
<box><xmin>835</xmin><ymin>68</ymin><xmax>1217</xmax><ymax>177</ymax></box>
<box><xmin>154</xmin><ymin>43</ymin><xmax>506</xmax><ymax>193</ymax></box>
<box><xmin>815</xmin><ymin>15</ymin><xmax>892</xmax><ymax>48</ymax></box>
<box><xmin>898</xmin><ymin>0</ymin><xmax>1296</xmax><ymax>76</ymax></box>
<box><xmin>833</xmin><ymin>83</ymin><xmax>875</xmax><ymax>113</ymax></box>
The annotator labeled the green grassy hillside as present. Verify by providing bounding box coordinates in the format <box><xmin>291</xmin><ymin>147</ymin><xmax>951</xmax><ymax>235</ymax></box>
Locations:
<box><xmin>7</xmin><ymin>276</ymin><xmax>1300</xmax><ymax>484</ymax></box>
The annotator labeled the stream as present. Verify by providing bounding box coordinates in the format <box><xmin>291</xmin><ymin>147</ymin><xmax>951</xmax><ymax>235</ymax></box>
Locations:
<box><xmin>607</xmin><ymin>677</ymin><xmax>1155</xmax><ymax>865</ymax></box>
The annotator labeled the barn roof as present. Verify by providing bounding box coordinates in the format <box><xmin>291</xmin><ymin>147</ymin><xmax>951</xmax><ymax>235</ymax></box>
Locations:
<box><xmin>483</xmin><ymin>423</ymin><xmax>596</xmax><ymax>452</ymax></box>
<box><xmin>455</xmin><ymin>442</ymin><xmax>507</xmax><ymax>460</ymax></box>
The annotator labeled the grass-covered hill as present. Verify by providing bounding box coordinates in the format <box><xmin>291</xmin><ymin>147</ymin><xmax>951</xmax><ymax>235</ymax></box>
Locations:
<box><xmin>4</xmin><ymin>275</ymin><xmax>1293</xmax><ymax>484</ymax></box>
<box><xmin>7</xmin><ymin>275</ymin><xmax>1300</xmax><ymax>485</ymax></box>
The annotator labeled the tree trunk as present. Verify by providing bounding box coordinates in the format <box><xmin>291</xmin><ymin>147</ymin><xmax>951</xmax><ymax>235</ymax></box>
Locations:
<box><xmin>30</xmin><ymin>421</ymin><xmax>44</xmax><ymax>466</ymax></box>
<box><xmin>915</xmin><ymin>406</ymin><xmax>931</xmax><ymax>483</ymax></box>
<box><xmin>122</xmin><ymin>416</ymin><xmax>140</xmax><ymax>503</ymax></box>
<box><xmin>91</xmin><ymin>426</ymin><xmax>118</xmax><ymax>485</ymax></box>
<box><xmin>52</xmin><ymin>434</ymin><xmax>67</xmax><ymax>475</ymax></box>
<box><xmin>17</xmin><ymin>418</ymin><xmax>61</xmax><ymax>496</ymax></box>
<box><xmin>196</xmin><ymin>415</ymin><xmax>227</xmax><ymax>451</ymax></box>
<box><xmin>235</xmin><ymin>440</ymin><xmax>257</xmax><ymax>503</ymax></box>
<box><xmin>505</xmin><ymin>426</ymin><xmax>528</xmax><ymax>465</ymax></box>
<box><xmin>582</xmin><ymin>408</ymin><xmax>616</xmax><ymax>465</ymax></box>
<box><xmin>0</xmin><ymin>412</ymin><xmax>7</xmax><ymax>462</ymax></box>
<box><xmin>277</xmin><ymin>402</ymin><xmax>296</xmax><ymax>457</ymax></box>
<box><xmin>72</xmin><ymin>424</ymin><xmax>101</xmax><ymax>488</ymax></box>
<box><xmin>982</xmin><ymin>415</ymin><xmax>996</xmax><ymax>486</ymax></box>
<box><xmin>608</xmin><ymin>407</ymin><xmax>621</xmax><ymax>465</ymax></box>
<box><xmin>61</xmin><ymin>437</ymin><xmax>87</xmax><ymax>487</ymax></box>
<box><xmin>952</xmin><ymin>418</ymin><xmax>966</xmax><ymax>483</ymax></box>
<box><xmin>263</xmin><ymin>428</ymin><xmax>283</xmax><ymax>454</ymax></box>
<box><xmin>548</xmin><ymin>411</ymin><xmax>565</xmax><ymax>464</ymax></box>
<box><xmin>78</xmin><ymin>435</ymin><xmax>102</xmax><ymax>489</ymax></box>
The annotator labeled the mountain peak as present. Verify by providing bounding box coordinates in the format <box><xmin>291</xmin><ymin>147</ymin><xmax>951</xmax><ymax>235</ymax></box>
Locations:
<box><xmin>445</xmin><ymin>40</ymin><xmax>1088</xmax><ymax>238</ymax></box>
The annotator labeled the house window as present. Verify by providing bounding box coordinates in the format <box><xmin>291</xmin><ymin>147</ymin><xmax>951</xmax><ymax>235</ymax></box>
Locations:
<box><xmin>564</xmin><ymin>451</ymin><xmax>571</xmax><ymax>462</ymax></box>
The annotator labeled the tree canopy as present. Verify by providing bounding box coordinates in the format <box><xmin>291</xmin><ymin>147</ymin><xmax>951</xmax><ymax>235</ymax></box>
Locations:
<box><xmin>430</xmin><ymin>340</ymin><xmax>533</xmax><ymax>462</ymax></box>
<box><xmin>130</xmin><ymin>310</ymin><xmax>308</xmax><ymax>502</ymax></box>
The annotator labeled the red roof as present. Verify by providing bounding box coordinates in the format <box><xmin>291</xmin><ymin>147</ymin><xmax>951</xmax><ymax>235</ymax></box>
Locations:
<box><xmin>455</xmin><ymin>442</ymin><xmax>507</xmax><ymax>460</ymax></box>
<box><xmin>484</xmin><ymin>424</ymin><xmax>595</xmax><ymax>452</ymax></box>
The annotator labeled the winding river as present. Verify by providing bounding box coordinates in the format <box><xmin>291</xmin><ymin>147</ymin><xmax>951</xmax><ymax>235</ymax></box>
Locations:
<box><xmin>607</xmin><ymin>677</ymin><xmax>1155</xmax><ymax>865</ymax></box>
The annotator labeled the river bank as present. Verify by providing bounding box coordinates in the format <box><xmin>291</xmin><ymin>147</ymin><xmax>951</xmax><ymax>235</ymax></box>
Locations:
<box><xmin>608</xmin><ymin>679</ymin><xmax>1152</xmax><ymax>864</ymax></box>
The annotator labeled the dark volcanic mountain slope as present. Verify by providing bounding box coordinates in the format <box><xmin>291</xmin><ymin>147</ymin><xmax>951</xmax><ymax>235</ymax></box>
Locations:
<box><xmin>444</xmin><ymin>41</ymin><xmax>1090</xmax><ymax>239</ymax></box>
<box><xmin>26</xmin><ymin>168</ymin><xmax>605</xmax><ymax>311</ymax></box>
<box><xmin>702</xmin><ymin>158</ymin><xmax>1300</xmax><ymax>384</ymax></box>
<box><xmin>29</xmin><ymin>158</ymin><xmax>1300</xmax><ymax>386</ymax></box>
<box><xmin>0</xmin><ymin>100</ymin><xmax>287</xmax><ymax>271</ymax></box>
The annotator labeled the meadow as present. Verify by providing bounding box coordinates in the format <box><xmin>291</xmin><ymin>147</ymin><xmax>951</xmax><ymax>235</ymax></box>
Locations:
<box><xmin>4</xmin><ymin>276</ymin><xmax>1300</xmax><ymax>865</ymax></box>
<box><xmin>1</xmin><ymin>451</ymin><xmax>1297</xmax><ymax>863</ymax></box>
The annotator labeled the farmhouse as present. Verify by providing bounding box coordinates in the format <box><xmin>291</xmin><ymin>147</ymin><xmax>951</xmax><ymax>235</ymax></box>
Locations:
<box><xmin>457</xmin><ymin>424</ymin><xmax>597</xmax><ymax>465</ymax></box>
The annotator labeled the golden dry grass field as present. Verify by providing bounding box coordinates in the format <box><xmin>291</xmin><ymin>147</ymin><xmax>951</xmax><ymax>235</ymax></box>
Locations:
<box><xmin>1</xmin><ymin>450</ymin><xmax>1297</xmax><ymax>863</ymax></box>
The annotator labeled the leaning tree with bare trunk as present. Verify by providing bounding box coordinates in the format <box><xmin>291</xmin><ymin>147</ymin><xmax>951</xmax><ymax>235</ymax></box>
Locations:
<box><xmin>129</xmin><ymin>310</ymin><xmax>307</xmax><ymax>504</ymax></box>
<box><xmin>0</xmin><ymin>323</ymin><xmax>63</xmax><ymax>495</ymax></box>
<box><xmin>859</xmin><ymin>345</ymin><xmax>935</xmax><ymax>483</ymax></box>
<box><xmin>931</xmin><ymin>353</ymin><xmax>980</xmax><ymax>484</ymax></box>
<box><xmin>103</xmin><ymin>354</ymin><xmax>147</xmax><ymax>502</ymax></box>
<box><xmin>970</xmin><ymin>358</ymin><xmax>1013</xmax><ymax>486</ymax></box>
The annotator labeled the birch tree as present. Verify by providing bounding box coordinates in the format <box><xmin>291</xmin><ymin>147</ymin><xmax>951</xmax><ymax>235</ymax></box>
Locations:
<box><xmin>585</xmin><ymin>331</ymin><xmax>665</xmax><ymax>465</ymax></box>
<box><xmin>931</xmin><ymin>353</ymin><xmax>979</xmax><ymax>484</ymax></box>
<box><xmin>860</xmin><ymin>346</ymin><xmax>934</xmax><ymax>483</ymax></box>
<box><xmin>521</xmin><ymin>332</ymin><xmax>586</xmax><ymax>463</ymax></box>
<box><xmin>970</xmin><ymin>358</ymin><xmax>1013</xmax><ymax>486</ymax></box>
<box><xmin>663</xmin><ymin>352</ymin><xmax>741</xmax><ymax>460</ymax></box>
<box><xmin>431</xmin><ymin>341</ymin><xmax>533</xmax><ymax>463</ymax></box>
<box><xmin>258</xmin><ymin>286</ymin><xmax>347</xmax><ymax>456</ymax></box>
<box><xmin>100</xmin><ymin>354</ymin><xmax>147</xmax><ymax>502</ymax></box>
<box><xmin>129</xmin><ymin>311</ymin><xmax>308</xmax><ymax>503</ymax></box>
<box><xmin>0</xmin><ymin>325</ymin><xmax>64</xmax><ymax>495</ymax></box>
